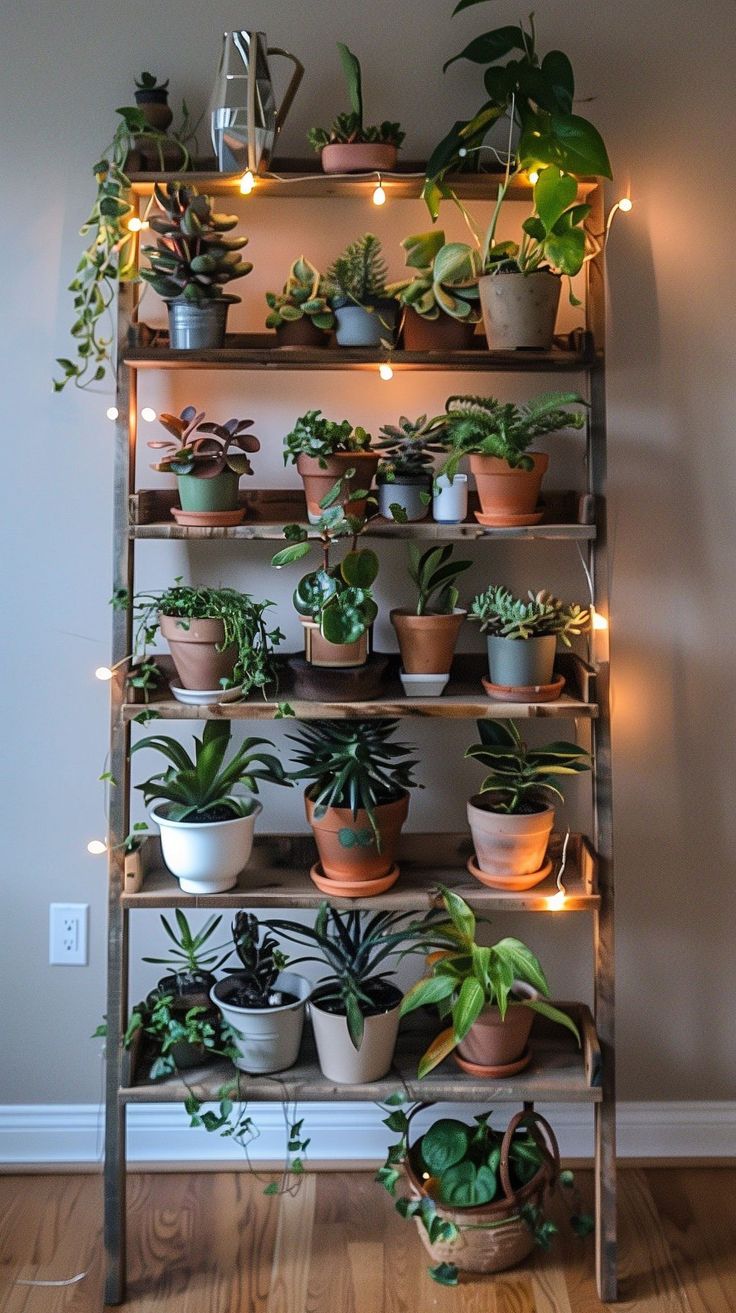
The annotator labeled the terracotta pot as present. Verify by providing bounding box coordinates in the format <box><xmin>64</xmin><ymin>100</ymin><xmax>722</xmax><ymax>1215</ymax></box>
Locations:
<box><xmin>469</xmin><ymin>452</ymin><xmax>548</xmax><ymax>524</ymax></box>
<box><xmin>402</xmin><ymin>307</ymin><xmax>477</xmax><ymax>352</ymax></box>
<box><xmin>310</xmin><ymin>983</ymin><xmax>402</xmax><ymax>1082</ymax></box>
<box><xmin>467</xmin><ymin>795</ymin><xmax>554</xmax><ymax>878</ymax></box>
<box><xmin>486</xmin><ymin>634</ymin><xmax>557</xmax><ymax>687</ymax></box>
<box><xmin>159</xmin><ymin>614</ymin><xmax>237</xmax><ymax>690</ymax></box>
<box><xmin>300</xmin><ymin>618</ymin><xmax>368</xmax><ymax>668</ymax></box>
<box><xmin>295</xmin><ymin>451</ymin><xmax>379</xmax><ymax>523</ymax></box>
<box><xmin>305</xmin><ymin>790</ymin><xmax>409</xmax><ymax>881</ymax></box>
<box><xmin>391</xmin><ymin>609</ymin><xmax>466</xmax><ymax>675</ymax></box>
<box><xmin>321</xmin><ymin>142</ymin><xmax>398</xmax><ymax>174</ymax></box>
<box><xmin>134</xmin><ymin>94</ymin><xmax>173</xmax><ymax>133</ymax></box>
<box><xmin>275</xmin><ymin>318</ymin><xmax>328</xmax><ymax>348</ymax></box>
<box><xmin>457</xmin><ymin>1002</ymin><xmax>535</xmax><ymax>1070</ymax></box>
<box><xmin>478</xmin><ymin>270</ymin><xmax>561</xmax><ymax>350</ymax></box>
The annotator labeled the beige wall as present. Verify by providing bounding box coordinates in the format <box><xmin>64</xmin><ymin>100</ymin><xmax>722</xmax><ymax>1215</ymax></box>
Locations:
<box><xmin>1</xmin><ymin>0</ymin><xmax>734</xmax><ymax>1108</ymax></box>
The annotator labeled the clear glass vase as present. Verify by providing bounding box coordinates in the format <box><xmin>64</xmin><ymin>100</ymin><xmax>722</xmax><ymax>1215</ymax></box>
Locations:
<box><xmin>207</xmin><ymin>31</ymin><xmax>304</xmax><ymax>173</ymax></box>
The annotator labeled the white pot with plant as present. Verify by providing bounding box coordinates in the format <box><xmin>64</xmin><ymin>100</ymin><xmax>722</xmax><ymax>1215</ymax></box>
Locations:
<box><xmin>132</xmin><ymin>721</ymin><xmax>289</xmax><ymax>893</ymax></box>
<box><xmin>469</xmin><ymin>585</ymin><xmax>591</xmax><ymax>694</ymax></box>
<box><xmin>374</xmin><ymin>414</ymin><xmax>448</xmax><ymax>522</ymax></box>
<box><xmin>325</xmin><ymin>234</ymin><xmax>398</xmax><ymax>347</ymax></box>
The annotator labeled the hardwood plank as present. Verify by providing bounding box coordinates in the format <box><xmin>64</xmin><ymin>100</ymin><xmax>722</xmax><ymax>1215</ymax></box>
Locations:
<box><xmin>123</xmin><ymin>345</ymin><xmax>593</xmax><ymax>373</ymax></box>
<box><xmin>644</xmin><ymin>1168</ymin><xmax>736</xmax><ymax>1313</ymax></box>
<box><xmin>267</xmin><ymin>1175</ymin><xmax>316</xmax><ymax>1313</ymax></box>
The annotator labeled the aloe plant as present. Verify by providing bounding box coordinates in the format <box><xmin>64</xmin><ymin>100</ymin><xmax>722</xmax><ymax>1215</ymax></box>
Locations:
<box><xmin>387</xmin><ymin>231</ymin><xmax>482</xmax><ymax>321</ymax></box>
<box><xmin>265</xmin><ymin>257</ymin><xmax>335</xmax><ymax>332</ymax></box>
<box><xmin>307</xmin><ymin>44</ymin><xmax>405</xmax><ymax>152</ymax></box>
<box><xmin>132</xmin><ymin>721</ymin><xmax>289</xmax><ymax>822</ymax></box>
<box><xmin>140</xmin><ymin>183</ymin><xmax>252</xmax><ymax>305</ymax></box>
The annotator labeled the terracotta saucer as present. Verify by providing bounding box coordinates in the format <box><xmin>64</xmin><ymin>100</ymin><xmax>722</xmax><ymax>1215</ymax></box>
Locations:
<box><xmin>454</xmin><ymin>1047</ymin><xmax>532</xmax><ymax>1079</ymax></box>
<box><xmin>466</xmin><ymin>854</ymin><xmax>553</xmax><ymax>891</ymax></box>
<box><xmin>481</xmin><ymin>673</ymin><xmax>565</xmax><ymax>702</ymax></box>
<box><xmin>170</xmin><ymin>507</ymin><xmax>246</xmax><ymax>527</ymax></box>
<box><xmin>474</xmin><ymin>509</ymin><xmax>544</xmax><ymax>527</ymax></box>
<box><xmin>309</xmin><ymin>862</ymin><xmax>400</xmax><ymax>898</ymax></box>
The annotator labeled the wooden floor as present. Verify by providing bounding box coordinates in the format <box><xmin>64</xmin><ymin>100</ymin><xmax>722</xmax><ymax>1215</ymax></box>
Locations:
<box><xmin>0</xmin><ymin>1167</ymin><xmax>734</xmax><ymax>1311</ymax></box>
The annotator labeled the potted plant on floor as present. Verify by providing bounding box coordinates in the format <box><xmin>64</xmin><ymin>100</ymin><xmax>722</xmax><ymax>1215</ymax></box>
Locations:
<box><xmin>387</xmin><ymin>231</ymin><xmax>482</xmax><ymax>351</ymax></box>
<box><xmin>325</xmin><ymin>234</ymin><xmax>397</xmax><ymax>347</ymax></box>
<box><xmin>439</xmin><ymin>391</ymin><xmax>585</xmax><ymax>526</ymax></box>
<box><xmin>266</xmin><ymin>905</ymin><xmax>428</xmax><ymax>1083</ymax></box>
<box><xmin>286</xmin><ymin>719</ymin><xmax>421</xmax><ymax>895</ymax></box>
<box><xmin>465</xmin><ymin>720</ymin><xmax>590</xmax><ymax>889</ymax></box>
<box><xmin>391</xmin><ymin>544</ymin><xmax>471</xmax><ymax>697</ymax></box>
<box><xmin>308</xmin><ymin>43</ymin><xmax>405</xmax><ymax>174</ymax></box>
<box><xmin>148</xmin><ymin>406</ymin><xmax>261</xmax><ymax>526</ymax></box>
<box><xmin>140</xmin><ymin>183</ymin><xmax>252</xmax><ymax>349</ymax></box>
<box><xmin>374</xmin><ymin>414</ymin><xmax>448</xmax><ymax>522</ymax></box>
<box><xmin>120</xmin><ymin>581</ymin><xmax>283</xmax><ymax>703</ymax></box>
<box><xmin>132</xmin><ymin>721</ymin><xmax>289</xmax><ymax>894</ymax></box>
<box><xmin>469</xmin><ymin>585</ymin><xmax>590</xmax><ymax>696</ymax></box>
<box><xmin>401</xmin><ymin>886</ymin><xmax>580</xmax><ymax>1077</ymax></box>
<box><xmin>210</xmin><ymin>913</ymin><xmax>311</xmax><ymax>1074</ymax></box>
<box><xmin>283</xmin><ymin>409</ymin><xmax>377</xmax><ymax>523</ymax></box>
<box><xmin>265</xmin><ymin>256</ymin><xmax>335</xmax><ymax>347</ymax></box>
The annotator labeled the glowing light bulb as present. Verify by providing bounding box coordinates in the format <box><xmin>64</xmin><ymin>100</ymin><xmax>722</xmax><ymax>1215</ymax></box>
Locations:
<box><xmin>141</xmin><ymin>407</ymin><xmax>156</xmax><ymax>423</ymax></box>
<box><xmin>239</xmin><ymin>170</ymin><xmax>255</xmax><ymax>195</ymax></box>
<box><xmin>458</xmin><ymin>147</ymin><xmax>467</xmax><ymax>158</ymax></box>
<box><xmin>547</xmin><ymin>891</ymin><xmax>566</xmax><ymax>911</ymax></box>
<box><xmin>592</xmin><ymin>610</ymin><xmax>609</xmax><ymax>631</ymax></box>
<box><xmin>372</xmin><ymin>184</ymin><xmax>386</xmax><ymax>206</ymax></box>
<box><xmin>95</xmin><ymin>666</ymin><xmax>114</xmax><ymax>681</ymax></box>
<box><xmin>618</xmin><ymin>196</ymin><xmax>633</xmax><ymax>212</ymax></box>
<box><xmin>87</xmin><ymin>839</ymin><xmax>107</xmax><ymax>855</ymax></box>
<box><xmin>127</xmin><ymin>216</ymin><xmax>144</xmax><ymax>232</ymax></box>
<box><xmin>106</xmin><ymin>406</ymin><xmax>118</xmax><ymax>421</ymax></box>
<box><xmin>528</xmin><ymin>170</ymin><xmax>539</xmax><ymax>185</ymax></box>
<box><xmin>378</xmin><ymin>362</ymin><xmax>394</xmax><ymax>381</ymax></box>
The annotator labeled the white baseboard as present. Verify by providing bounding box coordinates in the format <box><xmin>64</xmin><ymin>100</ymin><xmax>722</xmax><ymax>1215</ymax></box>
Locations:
<box><xmin>1</xmin><ymin>1101</ymin><xmax>735</xmax><ymax>1167</ymax></box>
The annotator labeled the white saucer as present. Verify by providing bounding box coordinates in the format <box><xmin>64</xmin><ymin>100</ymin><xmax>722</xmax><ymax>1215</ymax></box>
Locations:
<box><xmin>170</xmin><ymin>684</ymin><xmax>244</xmax><ymax>706</ymax></box>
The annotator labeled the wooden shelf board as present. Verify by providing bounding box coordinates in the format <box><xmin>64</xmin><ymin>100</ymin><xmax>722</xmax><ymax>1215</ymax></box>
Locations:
<box><xmin>120</xmin><ymin>1005</ymin><xmax>601</xmax><ymax>1105</ymax></box>
<box><xmin>122</xmin><ymin>831</ymin><xmax>598</xmax><ymax>911</ymax></box>
<box><xmin>129</xmin><ymin>488</ymin><xmax>597</xmax><ymax>543</ymax></box>
<box><xmin>123</xmin><ymin>343</ymin><xmax>594</xmax><ymax>373</ymax></box>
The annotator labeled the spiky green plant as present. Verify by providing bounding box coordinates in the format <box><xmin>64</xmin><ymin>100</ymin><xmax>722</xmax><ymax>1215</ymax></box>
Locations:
<box><xmin>326</xmin><ymin>234</ymin><xmax>389</xmax><ymax>306</ymax></box>
<box><xmin>439</xmin><ymin>392</ymin><xmax>586</xmax><ymax>481</ymax></box>
<box><xmin>132</xmin><ymin>721</ymin><xmax>289</xmax><ymax>822</ymax></box>
<box><xmin>466</xmin><ymin>719</ymin><xmax>590</xmax><ymax>813</ymax></box>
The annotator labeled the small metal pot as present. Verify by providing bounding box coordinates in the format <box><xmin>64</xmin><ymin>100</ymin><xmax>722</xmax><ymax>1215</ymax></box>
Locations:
<box><xmin>167</xmin><ymin>300</ymin><xmax>229</xmax><ymax>350</ymax></box>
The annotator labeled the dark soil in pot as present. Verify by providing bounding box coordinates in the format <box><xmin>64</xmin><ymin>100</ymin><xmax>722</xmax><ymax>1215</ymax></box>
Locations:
<box><xmin>311</xmin><ymin>980</ymin><xmax>402</xmax><ymax>1019</ymax></box>
<box><xmin>216</xmin><ymin>972</ymin><xmax>299</xmax><ymax>1011</ymax></box>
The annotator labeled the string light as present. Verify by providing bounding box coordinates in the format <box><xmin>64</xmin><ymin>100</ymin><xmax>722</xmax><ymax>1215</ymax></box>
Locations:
<box><xmin>547</xmin><ymin>828</ymin><xmax>570</xmax><ymax>910</ymax></box>
<box><xmin>547</xmin><ymin>890</ymin><xmax>566</xmax><ymax>910</ymax></box>
<box><xmin>372</xmin><ymin>177</ymin><xmax>386</xmax><ymax>206</ymax></box>
<box><xmin>239</xmin><ymin>170</ymin><xmax>256</xmax><ymax>195</ymax></box>
<box><xmin>528</xmin><ymin>170</ymin><xmax>539</xmax><ymax>185</ymax></box>
<box><xmin>127</xmin><ymin>216</ymin><xmax>149</xmax><ymax>232</ymax></box>
<box><xmin>87</xmin><ymin>839</ymin><xmax>107</xmax><ymax>855</ymax></box>
<box><xmin>592</xmin><ymin>610</ymin><xmax>609</xmax><ymax>631</ymax></box>
<box><xmin>106</xmin><ymin>406</ymin><xmax>118</xmax><ymax>421</ymax></box>
<box><xmin>604</xmin><ymin>196</ymin><xmax>633</xmax><ymax>249</ymax></box>
<box><xmin>140</xmin><ymin>407</ymin><xmax>156</xmax><ymax>422</ymax></box>
<box><xmin>618</xmin><ymin>196</ymin><xmax>633</xmax><ymax>212</ymax></box>
<box><xmin>378</xmin><ymin>362</ymin><xmax>394</xmax><ymax>381</ymax></box>
<box><xmin>95</xmin><ymin>666</ymin><xmax>114</xmax><ymax>681</ymax></box>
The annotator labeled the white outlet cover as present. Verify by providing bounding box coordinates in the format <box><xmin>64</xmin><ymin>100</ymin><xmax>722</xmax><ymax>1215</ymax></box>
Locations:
<box><xmin>49</xmin><ymin>903</ymin><xmax>89</xmax><ymax>966</ymax></box>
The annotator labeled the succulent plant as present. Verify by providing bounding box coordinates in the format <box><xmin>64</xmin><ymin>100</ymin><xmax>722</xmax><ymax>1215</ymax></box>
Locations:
<box><xmin>230</xmin><ymin>913</ymin><xmax>288</xmax><ymax>1008</ymax></box>
<box><xmin>469</xmin><ymin>585</ymin><xmax>591</xmax><ymax>644</ymax></box>
<box><xmin>265</xmin><ymin>257</ymin><xmax>335</xmax><ymax>332</ymax></box>
<box><xmin>325</xmin><ymin>234</ymin><xmax>389</xmax><ymax>307</ymax></box>
<box><xmin>307</xmin><ymin>43</ymin><xmax>405</xmax><ymax>152</ymax></box>
<box><xmin>148</xmin><ymin>406</ymin><xmax>260</xmax><ymax>479</ymax></box>
<box><xmin>135</xmin><ymin>71</ymin><xmax>169</xmax><ymax>92</ymax></box>
<box><xmin>140</xmin><ymin>183</ymin><xmax>252</xmax><ymax>305</ymax></box>
<box><xmin>375</xmin><ymin>413</ymin><xmax>448</xmax><ymax>482</ymax></box>
<box><xmin>387</xmin><ymin>230</ymin><xmax>482</xmax><ymax>322</ymax></box>
<box><xmin>439</xmin><ymin>391</ymin><xmax>586</xmax><ymax>481</ymax></box>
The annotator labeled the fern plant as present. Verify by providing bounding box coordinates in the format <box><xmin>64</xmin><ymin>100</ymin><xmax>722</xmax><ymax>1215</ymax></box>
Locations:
<box><xmin>326</xmin><ymin>234</ymin><xmax>389</xmax><ymax>307</ymax></box>
<box><xmin>439</xmin><ymin>392</ymin><xmax>586</xmax><ymax>481</ymax></box>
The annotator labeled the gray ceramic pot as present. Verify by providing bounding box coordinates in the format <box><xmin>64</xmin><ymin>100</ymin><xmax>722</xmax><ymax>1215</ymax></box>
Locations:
<box><xmin>377</xmin><ymin>477</ymin><xmax>431</xmax><ymax>521</ymax></box>
<box><xmin>486</xmin><ymin>634</ymin><xmax>556</xmax><ymax>687</ymax></box>
<box><xmin>167</xmin><ymin>300</ymin><xmax>229</xmax><ymax>349</ymax></box>
<box><xmin>334</xmin><ymin>300</ymin><xmax>397</xmax><ymax>347</ymax></box>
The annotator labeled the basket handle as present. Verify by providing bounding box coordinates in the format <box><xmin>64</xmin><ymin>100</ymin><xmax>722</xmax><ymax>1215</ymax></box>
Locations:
<box><xmin>499</xmin><ymin>1107</ymin><xmax>560</xmax><ymax>1202</ymax></box>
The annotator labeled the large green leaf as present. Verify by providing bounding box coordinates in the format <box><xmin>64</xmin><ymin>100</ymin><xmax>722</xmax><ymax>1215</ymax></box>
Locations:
<box><xmin>399</xmin><ymin>974</ymin><xmax>456</xmax><ymax>1018</ymax></box>
<box><xmin>544</xmin><ymin>226</ymin><xmax>586</xmax><ymax>275</ymax></box>
<box><xmin>534</xmin><ymin>167</ymin><xmax>578</xmax><ymax>233</ymax></box>
<box><xmin>540</xmin><ymin>50</ymin><xmax>575</xmax><ymax>115</ymax></box>
<box><xmin>337</xmin><ymin>43</ymin><xmax>363</xmax><ymax>124</ymax></box>
<box><xmin>519</xmin><ymin>112</ymin><xmax>612</xmax><ymax>180</ymax></box>
<box><xmin>341</xmin><ymin>549</ymin><xmax>379</xmax><ymax>589</ymax></box>
<box><xmin>444</xmin><ymin>26</ymin><xmax>525</xmax><ymax>72</ymax></box>
<box><xmin>452</xmin><ymin>976</ymin><xmax>485</xmax><ymax>1042</ymax></box>
<box><xmin>420</xmin><ymin>1119</ymin><xmax>470</xmax><ymax>1174</ymax></box>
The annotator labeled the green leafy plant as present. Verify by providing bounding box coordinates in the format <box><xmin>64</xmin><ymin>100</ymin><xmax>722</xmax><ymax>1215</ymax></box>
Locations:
<box><xmin>132</xmin><ymin>720</ymin><xmax>289</xmax><ymax>823</ymax></box>
<box><xmin>265</xmin><ymin>904</ymin><xmax>430</xmax><ymax>1049</ymax></box>
<box><xmin>184</xmin><ymin>1080</ymin><xmax>311</xmax><ymax>1195</ymax></box>
<box><xmin>142</xmin><ymin>910</ymin><xmax>232</xmax><ymax>982</ymax></box>
<box><xmin>148</xmin><ymin>407</ymin><xmax>261</xmax><ymax>478</ymax></box>
<box><xmin>140</xmin><ymin>183</ymin><xmax>252</xmax><ymax>305</ymax></box>
<box><xmin>469</xmin><ymin>585</ymin><xmax>590</xmax><ymax>643</ymax></box>
<box><xmin>122</xmin><ymin>992</ymin><xmax>236</xmax><ymax>1081</ymax></box>
<box><xmin>282</xmin><ymin>410</ymin><xmax>372</xmax><ymax>468</ymax></box>
<box><xmin>224</xmin><ymin>912</ymin><xmax>290</xmax><ymax>1008</ymax></box>
<box><xmin>135</xmin><ymin>72</ymin><xmax>169</xmax><ymax>93</ymax></box>
<box><xmin>400</xmin><ymin>885</ymin><xmax>580</xmax><ymax>1077</ymax></box>
<box><xmin>466</xmin><ymin>719</ymin><xmax>589</xmax><ymax>813</ymax></box>
<box><xmin>406</xmin><ymin>543</ymin><xmax>472</xmax><ymax>616</ymax></box>
<box><xmin>307</xmin><ymin>43</ymin><xmax>405</xmax><ymax>152</ymax></box>
<box><xmin>325</xmin><ymin>234</ymin><xmax>389</xmax><ymax>307</ymax></box>
<box><xmin>120</xmin><ymin>581</ymin><xmax>283</xmax><ymax>695</ymax></box>
<box><xmin>375</xmin><ymin>414</ymin><xmax>448</xmax><ymax>482</ymax></box>
<box><xmin>387</xmin><ymin>231</ymin><xmax>482</xmax><ymax>322</ymax></box>
<box><xmin>265</xmin><ymin>257</ymin><xmax>335</xmax><ymax>332</ymax></box>
<box><xmin>286</xmin><ymin>719</ymin><xmax>421</xmax><ymax>845</ymax></box>
<box><xmin>438</xmin><ymin>390</ymin><xmax>585</xmax><ymax>481</ymax></box>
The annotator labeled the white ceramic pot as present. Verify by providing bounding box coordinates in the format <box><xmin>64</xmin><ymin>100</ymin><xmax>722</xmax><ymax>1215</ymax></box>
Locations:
<box><xmin>467</xmin><ymin>795</ymin><xmax>554</xmax><ymax>878</ymax></box>
<box><xmin>151</xmin><ymin>800</ymin><xmax>262</xmax><ymax>894</ymax></box>
<box><xmin>433</xmin><ymin>473</ymin><xmax>468</xmax><ymax>524</ymax></box>
<box><xmin>211</xmin><ymin>971</ymin><xmax>311</xmax><ymax>1073</ymax></box>
<box><xmin>377</xmin><ymin>479</ymin><xmax>430</xmax><ymax>522</ymax></box>
<box><xmin>399</xmin><ymin>671</ymin><xmax>450</xmax><ymax>698</ymax></box>
<box><xmin>310</xmin><ymin>988</ymin><xmax>402</xmax><ymax>1083</ymax></box>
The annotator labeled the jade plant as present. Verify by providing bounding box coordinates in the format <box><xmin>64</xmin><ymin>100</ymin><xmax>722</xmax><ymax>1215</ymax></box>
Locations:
<box><xmin>325</xmin><ymin>234</ymin><xmax>389</xmax><ymax>308</ymax></box>
<box><xmin>387</xmin><ymin>231</ymin><xmax>482</xmax><ymax>322</ymax></box>
<box><xmin>148</xmin><ymin>407</ymin><xmax>261</xmax><ymax>478</ymax></box>
<box><xmin>140</xmin><ymin>183</ymin><xmax>252</xmax><ymax>306</ymax></box>
<box><xmin>265</xmin><ymin>257</ymin><xmax>335</xmax><ymax>333</ymax></box>
<box><xmin>438</xmin><ymin>390</ymin><xmax>586</xmax><ymax>482</ymax></box>
<box><xmin>469</xmin><ymin>585</ymin><xmax>590</xmax><ymax>643</ymax></box>
<box><xmin>467</xmin><ymin>720</ymin><xmax>590</xmax><ymax>813</ymax></box>
<box><xmin>307</xmin><ymin>44</ymin><xmax>405</xmax><ymax>153</ymax></box>
<box><xmin>407</xmin><ymin>543</ymin><xmax>472</xmax><ymax>617</ymax></box>
<box><xmin>283</xmin><ymin>410</ymin><xmax>372</xmax><ymax>468</ymax></box>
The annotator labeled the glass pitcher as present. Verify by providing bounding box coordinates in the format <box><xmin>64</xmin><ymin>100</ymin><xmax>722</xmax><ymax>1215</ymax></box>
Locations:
<box><xmin>208</xmin><ymin>31</ymin><xmax>304</xmax><ymax>173</ymax></box>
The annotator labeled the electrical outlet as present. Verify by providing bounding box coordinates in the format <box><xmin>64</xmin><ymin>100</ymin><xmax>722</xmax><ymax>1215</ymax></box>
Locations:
<box><xmin>49</xmin><ymin>903</ymin><xmax>89</xmax><ymax>965</ymax></box>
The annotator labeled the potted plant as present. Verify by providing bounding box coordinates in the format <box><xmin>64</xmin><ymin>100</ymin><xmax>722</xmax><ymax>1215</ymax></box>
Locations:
<box><xmin>387</xmin><ymin>231</ymin><xmax>482</xmax><ymax>351</ymax></box>
<box><xmin>140</xmin><ymin>183</ymin><xmax>252</xmax><ymax>349</ymax></box>
<box><xmin>378</xmin><ymin>1103</ymin><xmax>592</xmax><ymax>1283</ymax></box>
<box><xmin>286</xmin><ymin>719</ymin><xmax>421</xmax><ymax>895</ymax></box>
<box><xmin>265</xmin><ymin>256</ymin><xmax>335</xmax><ymax>347</ymax></box>
<box><xmin>143</xmin><ymin>909</ymin><xmax>232</xmax><ymax>1013</ymax></box>
<box><xmin>465</xmin><ymin>720</ymin><xmax>590</xmax><ymax>888</ymax></box>
<box><xmin>283</xmin><ymin>409</ymin><xmax>377</xmax><ymax>523</ymax></box>
<box><xmin>391</xmin><ymin>544</ymin><xmax>471</xmax><ymax>697</ymax></box>
<box><xmin>307</xmin><ymin>43</ymin><xmax>405</xmax><ymax>174</ymax></box>
<box><xmin>469</xmin><ymin>584</ymin><xmax>590</xmax><ymax>693</ymax></box>
<box><xmin>374</xmin><ymin>414</ymin><xmax>448</xmax><ymax>522</ymax></box>
<box><xmin>439</xmin><ymin>391</ymin><xmax>585</xmax><ymax>526</ymax></box>
<box><xmin>401</xmin><ymin>886</ymin><xmax>580</xmax><ymax>1077</ymax></box>
<box><xmin>148</xmin><ymin>406</ymin><xmax>260</xmax><ymax>526</ymax></box>
<box><xmin>132</xmin><ymin>721</ymin><xmax>289</xmax><ymax>894</ymax></box>
<box><xmin>325</xmin><ymin>234</ymin><xmax>397</xmax><ymax>347</ymax></box>
<box><xmin>120</xmin><ymin>582</ymin><xmax>283</xmax><ymax>702</ymax></box>
<box><xmin>266</xmin><ymin>905</ymin><xmax>427</xmax><ymax>1083</ymax></box>
<box><xmin>133</xmin><ymin>72</ymin><xmax>172</xmax><ymax>131</ymax></box>
<box><xmin>119</xmin><ymin>990</ymin><xmax>236</xmax><ymax>1080</ymax></box>
<box><xmin>210</xmin><ymin>913</ymin><xmax>311</xmax><ymax>1075</ymax></box>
